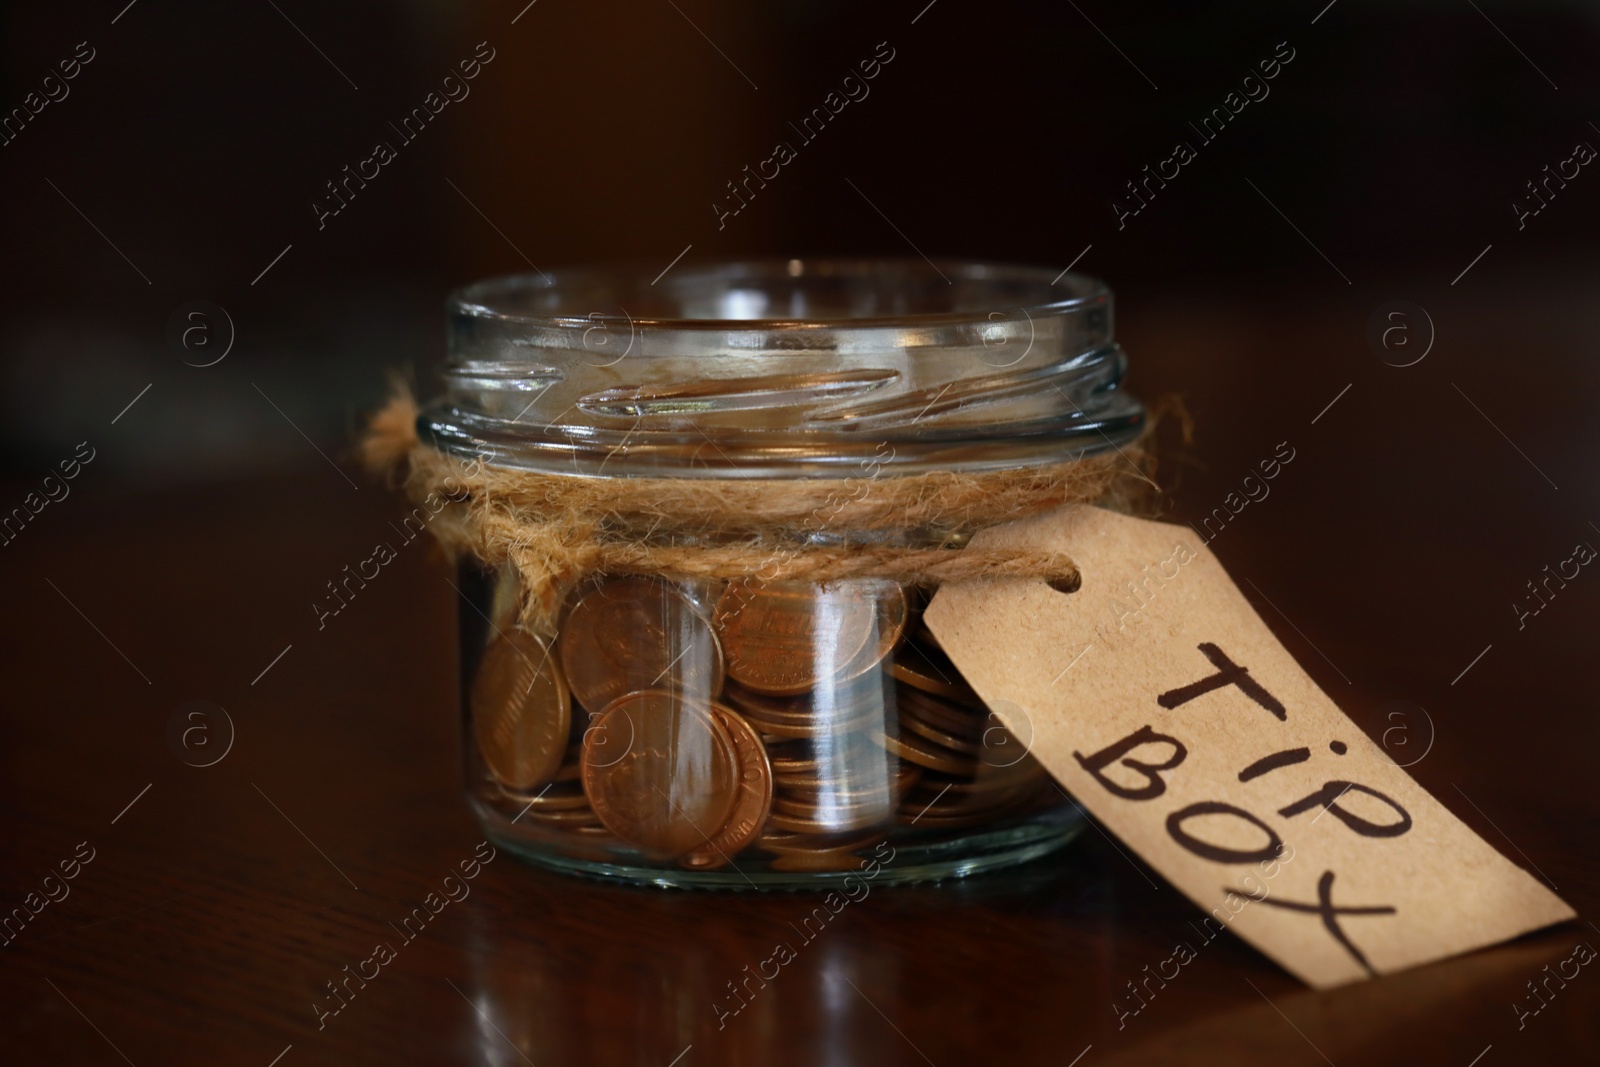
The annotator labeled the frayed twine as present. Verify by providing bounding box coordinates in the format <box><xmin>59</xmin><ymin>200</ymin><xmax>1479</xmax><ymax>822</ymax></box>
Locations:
<box><xmin>362</xmin><ymin>387</ymin><xmax>1179</xmax><ymax>634</ymax></box>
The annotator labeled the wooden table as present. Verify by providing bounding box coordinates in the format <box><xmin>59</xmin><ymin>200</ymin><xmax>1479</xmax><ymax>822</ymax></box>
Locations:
<box><xmin>2</xmin><ymin>287</ymin><xmax>1595</xmax><ymax>1065</ymax></box>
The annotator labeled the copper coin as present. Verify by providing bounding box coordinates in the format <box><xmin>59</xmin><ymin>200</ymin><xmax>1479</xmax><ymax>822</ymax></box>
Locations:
<box><xmin>724</xmin><ymin>682</ymin><xmax>888</xmax><ymax>741</ymax></box>
<box><xmin>896</xmin><ymin>709</ymin><xmax>982</xmax><ymax>756</ymax></box>
<box><xmin>559</xmin><ymin>577</ymin><xmax>725</xmax><ymax>713</ymax></box>
<box><xmin>896</xmin><ymin>687</ymin><xmax>987</xmax><ymax>735</ymax></box>
<box><xmin>905</xmin><ymin>780</ymin><xmax>1027</xmax><ymax>817</ymax></box>
<box><xmin>522</xmin><ymin>805</ymin><xmax>602</xmax><ymax>826</ymax></box>
<box><xmin>472</xmin><ymin>631</ymin><xmax>572</xmax><ymax>792</ymax></box>
<box><xmin>681</xmin><ymin>704</ymin><xmax>775</xmax><ymax>870</ymax></box>
<box><xmin>768</xmin><ymin>849</ymin><xmax>875</xmax><ymax>873</ymax></box>
<box><xmin>759</xmin><ymin>830</ymin><xmax>887</xmax><ymax>856</ymax></box>
<box><xmin>766</xmin><ymin>807</ymin><xmax>888</xmax><ymax>835</ymax></box>
<box><xmin>519</xmin><ymin>785</ymin><xmax>593</xmax><ymax>811</ymax></box>
<box><xmin>581</xmin><ymin>689</ymin><xmax>740</xmax><ymax>859</ymax></box>
<box><xmin>770</xmin><ymin>771</ymin><xmax>905</xmax><ymax>827</ymax></box>
<box><xmin>721</xmin><ymin>678</ymin><xmax>885</xmax><ymax>723</ymax></box>
<box><xmin>839</xmin><ymin>582</ymin><xmax>909</xmax><ymax>681</ymax></box>
<box><xmin>774</xmin><ymin>760</ymin><xmax>920</xmax><ymax>799</ymax></box>
<box><xmin>897</xmin><ymin>803</ymin><xmax>1025</xmax><ymax>829</ymax></box>
<box><xmin>714</xmin><ymin>582</ymin><xmax>876</xmax><ymax>695</ymax></box>
<box><xmin>765</xmin><ymin>741</ymin><xmax>821</xmax><ymax>775</ymax></box>
<box><xmin>729</xmin><ymin>707</ymin><xmax>881</xmax><ymax>742</ymax></box>
<box><xmin>917</xmin><ymin>759</ymin><xmax>1046</xmax><ymax>798</ymax></box>
<box><xmin>890</xmin><ymin>639</ymin><xmax>979</xmax><ymax>703</ymax></box>
<box><xmin>873</xmin><ymin>730</ymin><xmax>980</xmax><ymax>777</ymax></box>
<box><xmin>972</xmin><ymin>751</ymin><xmax>1048</xmax><ymax>785</ymax></box>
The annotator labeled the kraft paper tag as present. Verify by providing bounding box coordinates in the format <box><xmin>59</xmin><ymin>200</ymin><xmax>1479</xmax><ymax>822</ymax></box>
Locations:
<box><xmin>924</xmin><ymin>506</ymin><xmax>1573</xmax><ymax>988</ymax></box>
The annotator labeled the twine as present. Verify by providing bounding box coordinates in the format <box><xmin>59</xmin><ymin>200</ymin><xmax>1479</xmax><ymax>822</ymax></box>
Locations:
<box><xmin>362</xmin><ymin>388</ymin><xmax>1170</xmax><ymax>634</ymax></box>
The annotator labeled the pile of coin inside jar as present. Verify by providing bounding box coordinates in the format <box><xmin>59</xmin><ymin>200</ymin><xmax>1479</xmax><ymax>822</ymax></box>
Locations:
<box><xmin>469</xmin><ymin>575</ymin><xmax>1052</xmax><ymax>873</ymax></box>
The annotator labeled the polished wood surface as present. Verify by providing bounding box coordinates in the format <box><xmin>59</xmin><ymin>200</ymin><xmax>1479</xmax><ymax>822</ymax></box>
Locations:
<box><xmin>2</xmin><ymin>288</ymin><xmax>1597</xmax><ymax>1065</ymax></box>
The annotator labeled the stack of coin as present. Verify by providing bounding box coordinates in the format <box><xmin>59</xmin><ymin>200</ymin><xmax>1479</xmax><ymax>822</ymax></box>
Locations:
<box><xmin>468</xmin><ymin>574</ymin><xmax>1054</xmax><ymax>872</ymax></box>
<box><xmin>884</xmin><ymin>627</ymin><xmax>1051</xmax><ymax>827</ymax></box>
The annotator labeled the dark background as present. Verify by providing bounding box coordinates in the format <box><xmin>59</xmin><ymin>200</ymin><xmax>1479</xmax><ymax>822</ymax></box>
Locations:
<box><xmin>1</xmin><ymin>0</ymin><xmax>1596</xmax><ymax>487</ymax></box>
<box><xmin>2</xmin><ymin>2</ymin><xmax>1597</xmax><ymax>1065</ymax></box>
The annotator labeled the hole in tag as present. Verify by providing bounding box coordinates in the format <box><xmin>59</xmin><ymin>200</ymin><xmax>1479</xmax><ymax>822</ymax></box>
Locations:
<box><xmin>1046</xmin><ymin>574</ymin><xmax>1081</xmax><ymax>595</ymax></box>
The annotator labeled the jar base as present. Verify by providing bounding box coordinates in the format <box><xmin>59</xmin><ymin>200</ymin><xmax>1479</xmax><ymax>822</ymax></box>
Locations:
<box><xmin>478</xmin><ymin>804</ymin><xmax>1086</xmax><ymax>890</ymax></box>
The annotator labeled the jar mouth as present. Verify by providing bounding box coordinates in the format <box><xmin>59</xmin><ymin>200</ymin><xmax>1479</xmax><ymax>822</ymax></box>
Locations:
<box><xmin>449</xmin><ymin>258</ymin><xmax>1109</xmax><ymax>331</ymax></box>
<box><xmin>428</xmin><ymin>258</ymin><xmax>1142</xmax><ymax>478</ymax></box>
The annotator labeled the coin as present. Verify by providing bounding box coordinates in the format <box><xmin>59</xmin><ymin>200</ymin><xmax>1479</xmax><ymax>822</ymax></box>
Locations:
<box><xmin>765</xmin><ymin>740</ymin><xmax>821</xmax><ymax>775</ymax></box>
<box><xmin>873</xmin><ymin>729</ymin><xmax>980</xmax><ymax>777</ymax></box>
<box><xmin>890</xmin><ymin>639</ymin><xmax>979</xmax><ymax>703</ymax></box>
<box><xmin>774</xmin><ymin>760</ymin><xmax>920</xmax><ymax>799</ymax></box>
<box><xmin>723</xmin><ymin>677</ymin><xmax>891</xmax><ymax>741</ymax></box>
<box><xmin>559</xmin><ymin>577</ymin><xmax>725</xmax><ymax>713</ymax></box>
<box><xmin>839</xmin><ymin>582</ymin><xmax>909</xmax><ymax>681</ymax></box>
<box><xmin>721</xmin><ymin>677</ymin><xmax>885</xmax><ymax>720</ymax></box>
<box><xmin>896</xmin><ymin>686</ymin><xmax>986</xmax><ymax>736</ymax></box>
<box><xmin>757</xmin><ymin>829</ymin><xmax>886</xmax><ymax>854</ymax></box>
<box><xmin>472</xmin><ymin>631</ymin><xmax>572</xmax><ymax>792</ymax></box>
<box><xmin>896</xmin><ymin>709</ymin><xmax>982</xmax><ymax>756</ymax></box>
<box><xmin>768</xmin><ymin>849</ymin><xmax>875</xmax><ymax>872</ymax></box>
<box><xmin>715</xmin><ymin>581</ymin><xmax>876</xmax><ymax>694</ymax></box>
<box><xmin>581</xmin><ymin>688</ymin><xmax>740</xmax><ymax>858</ymax></box>
<box><xmin>768</xmin><ymin>762</ymin><xmax>910</xmax><ymax>831</ymax></box>
<box><xmin>766</xmin><ymin>807</ymin><xmax>888</xmax><ymax>834</ymax></box>
<box><xmin>681</xmin><ymin>704</ymin><xmax>774</xmax><ymax>870</ymax></box>
<box><xmin>727</xmin><ymin>707</ymin><xmax>882</xmax><ymax>742</ymax></box>
<box><xmin>906</xmin><ymin>779</ymin><xmax>1026</xmax><ymax>816</ymax></box>
<box><xmin>897</xmin><ymin>802</ymin><xmax>1027</xmax><ymax>829</ymax></box>
<box><xmin>523</xmin><ymin>806</ymin><xmax>603</xmax><ymax>827</ymax></box>
<box><xmin>519</xmin><ymin>785</ymin><xmax>593</xmax><ymax>811</ymax></box>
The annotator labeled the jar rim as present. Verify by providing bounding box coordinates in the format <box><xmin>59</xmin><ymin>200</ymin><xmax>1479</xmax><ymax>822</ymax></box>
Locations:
<box><xmin>447</xmin><ymin>258</ymin><xmax>1109</xmax><ymax>332</ymax></box>
<box><xmin>429</xmin><ymin>257</ymin><xmax>1141</xmax><ymax>478</ymax></box>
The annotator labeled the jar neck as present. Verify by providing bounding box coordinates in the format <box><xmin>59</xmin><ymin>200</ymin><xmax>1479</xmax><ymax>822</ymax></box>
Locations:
<box><xmin>426</xmin><ymin>259</ymin><xmax>1144</xmax><ymax>478</ymax></box>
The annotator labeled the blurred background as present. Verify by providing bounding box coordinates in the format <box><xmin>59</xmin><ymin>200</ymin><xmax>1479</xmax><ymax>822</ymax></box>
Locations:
<box><xmin>1</xmin><ymin>1</ymin><xmax>1595</xmax><ymax>789</ymax></box>
<box><xmin>2</xmin><ymin>7</ymin><xmax>1598</xmax><ymax>1063</ymax></box>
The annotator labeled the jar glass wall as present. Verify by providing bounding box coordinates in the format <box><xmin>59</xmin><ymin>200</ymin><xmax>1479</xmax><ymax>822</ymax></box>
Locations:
<box><xmin>426</xmin><ymin>259</ymin><xmax>1144</xmax><ymax>887</ymax></box>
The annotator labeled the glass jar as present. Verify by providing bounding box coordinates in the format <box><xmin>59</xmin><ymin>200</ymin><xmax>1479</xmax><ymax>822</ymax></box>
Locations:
<box><xmin>422</xmin><ymin>259</ymin><xmax>1144</xmax><ymax>888</ymax></box>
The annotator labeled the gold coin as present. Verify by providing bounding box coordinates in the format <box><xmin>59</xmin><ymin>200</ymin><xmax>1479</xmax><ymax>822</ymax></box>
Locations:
<box><xmin>682</xmin><ymin>704</ymin><xmax>775</xmax><ymax>870</ymax></box>
<box><xmin>472</xmin><ymin>631</ymin><xmax>572</xmax><ymax>792</ymax></box>
<box><xmin>873</xmin><ymin>730</ymin><xmax>980</xmax><ymax>777</ymax></box>
<box><xmin>581</xmin><ymin>689</ymin><xmax>740</xmax><ymax>859</ymax></box>
<box><xmin>559</xmin><ymin>577</ymin><xmax>725</xmax><ymax>714</ymax></box>
<box><xmin>714</xmin><ymin>581</ymin><xmax>876</xmax><ymax>695</ymax></box>
<box><xmin>890</xmin><ymin>639</ymin><xmax>979</xmax><ymax>703</ymax></box>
